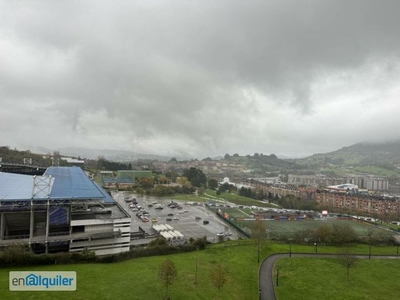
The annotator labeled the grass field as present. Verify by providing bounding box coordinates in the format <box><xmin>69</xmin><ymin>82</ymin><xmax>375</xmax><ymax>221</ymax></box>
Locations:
<box><xmin>0</xmin><ymin>241</ymin><xmax>260</xmax><ymax>300</ymax></box>
<box><xmin>274</xmin><ymin>258</ymin><xmax>400</xmax><ymax>300</ymax></box>
<box><xmin>1</xmin><ymin>242</ymin><xmax>400</xmax><ymax>300</ymax></box>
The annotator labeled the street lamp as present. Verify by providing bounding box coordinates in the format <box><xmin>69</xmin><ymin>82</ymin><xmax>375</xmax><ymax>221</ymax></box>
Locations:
<box><xmin>276</xmin><ymin>265</ymin><xmax>280</xmax><ymax>286</ymax></box>
<box><xmin>369</xmin><ymin>245</ymin><xmax>371</xmax><ymax>259</ymax></box>
<box><xmin>314</xmin><ymin>242</ymin><xmax>318</xmax><ymax>253</ymax></box>
<box><xmin>289</xmin><ymin>240</ymin><xmax>292</xmax><ymax>257</ymax></box>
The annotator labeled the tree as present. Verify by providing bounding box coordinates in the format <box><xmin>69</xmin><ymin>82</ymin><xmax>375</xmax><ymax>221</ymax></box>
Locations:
<box><xmin>337</xmin><ymin>246</ymin><xmax>358</xmax><ymax>280</ymax></box>
<box><xmin>194</xmin><ymin>252</ymin><xmax>199</xmax><ymax>285</ymax></box>
<box><xmin>159</xmin><ymin>259</ymin><xmax>177</xmax><ymax>300</ymax></box>
<box><xmin>252</xmin><ymin>219</ymin><xmax>267</xmax><ymax>263</ymax></box>
<box><xmin>331</xmin><ymin>223</ymin><xmax>357</xmax><ymax>245</ymax></box>
<box><xmin>210</xmin><ymin>262</ymin><xmax>228</xmax><ymax>298</ymax></box>
<box><xmin>224</xmin><ymin>153</ymin><xmax>230</xmax><ymax>160</ymax></box>
<box><xmin>218</xmin><ymin>182</ymin><xmax>235</xmax><ymax>194</ymax></box>
<box><xmin>176</xmin><ymin>176</ymin><xmax>191</xmax><ymax>187</ymax></box>
<box><xmin>159</xmin><ymin>176</ymin><xmax>169</xmax><ymax>184</ymax></box>
<box><xmin>316</xmin><ymin>224</ymin><xmax>332</xmax><ymax>244</ymax></box>
<box><xmin>183</xmin><ymin>167</ymin><xmax>207</xmax><ymax>188</ymax></box>
<box><xmin>165</xmin><ymin>170</ymin><xmax>178</xmax><ymax>183</ymax></box>
<box><xmin>208</xmin><ymin>178</ymin><xmax>218</xmax><ymax>190</ymax></box>
<box><xmin>138</xmin><ymin>177</ymin><xmax>154</xmax><ymax>189</ymax></box>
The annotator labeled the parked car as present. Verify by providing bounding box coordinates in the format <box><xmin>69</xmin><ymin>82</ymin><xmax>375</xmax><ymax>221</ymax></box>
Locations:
<box><xmin>173</xmin><ymin>216</ymin><xmax>179</xmax><ymax>220</ymax></box>
<box><xmin>166</xmin><ymin>218</ymin><xmax>172</xmax><ymax>221</ymax></box>
<box><xmin>203</xmin><ymin>220</ymin><xmax>209</xmax><ymax>225</ymax></box>
<box><xmin>167</xmin><ymin>213</ymin><xmax>174</xmax><ymax>216</ymax></box>
<box><xmin>195</xmin><ymin>216</ymin><xmax>201</xmax><ymax>220</ymax></box>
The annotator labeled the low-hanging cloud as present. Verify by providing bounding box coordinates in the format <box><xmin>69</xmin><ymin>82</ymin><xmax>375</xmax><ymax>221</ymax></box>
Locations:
<box><xmin>1</xmin><ymin>0</ymin><xmax>400</xmax><ymax>158</ymax></box>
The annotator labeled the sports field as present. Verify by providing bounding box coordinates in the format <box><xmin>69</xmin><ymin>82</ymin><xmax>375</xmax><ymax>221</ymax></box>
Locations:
<box><xmin>211</xmin><ymin>206</ymin><xmax>390</xmax><ymax>240</ymax></box>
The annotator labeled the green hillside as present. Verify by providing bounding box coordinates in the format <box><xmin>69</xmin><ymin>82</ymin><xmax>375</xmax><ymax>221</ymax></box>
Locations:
<box><xmin>0</xmin><ymin>146</ymin><xmax>53</xmax><ymax>167</ymax></box>
<box><xmin>295</xmin><ymin>141</ymin><xmax>400</xmax><ymax>177</ymax></box>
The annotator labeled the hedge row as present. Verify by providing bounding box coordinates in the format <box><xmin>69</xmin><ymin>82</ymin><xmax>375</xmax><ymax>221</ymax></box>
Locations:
<box><xmin>0</xmin><ymin>237</ymin><xmax>208</xmax><ymax>267</ymax></box>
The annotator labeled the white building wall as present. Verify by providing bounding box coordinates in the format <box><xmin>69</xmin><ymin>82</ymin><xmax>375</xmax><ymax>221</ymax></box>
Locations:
<box><xmin>70</xmin><ymin>217</ymin><xmax>131</xmax><ymax>255</ymax></box>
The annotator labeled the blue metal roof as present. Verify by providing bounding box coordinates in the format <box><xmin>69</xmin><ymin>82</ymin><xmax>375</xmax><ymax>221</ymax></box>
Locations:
<box><xmin>0</xmin><ymin>172</ymin><xmax>34</xmax><ymax>200</ymax></box>
<box><xmin>0</xmin><ymin>167</ymin><xmax>114</xmax><ymax>202</ymax></box>
<box><xmin>44</xmin><ymin>167</ymin><xmax>104</xmax><ymax>199</ymax></box>
<box><xmin>92</xmin><ymin>181</ymin><xmax>115</xmax><ymax>203</ymax></box>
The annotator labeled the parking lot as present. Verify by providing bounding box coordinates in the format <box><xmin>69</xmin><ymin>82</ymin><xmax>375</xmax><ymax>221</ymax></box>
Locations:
<box><xmin>113</xmin><ymin>192</ymin><xmax>238</xmax><ymax>242</ymax></box>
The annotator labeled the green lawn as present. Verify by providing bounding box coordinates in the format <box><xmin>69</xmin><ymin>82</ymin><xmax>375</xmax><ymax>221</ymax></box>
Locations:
<box><xmin>170</xmin><ymin>194</ymin><xmax>207</xmax><ymax>202</ymax></box>
<box><xmin>171</xmin><ymin>189</ymin><xmax>277</xmax><ymax>208</ymax></box>
<box><xmin>1</xmin><ymin>242</ymin><xmax>400</xmax><ymax>300</ymax></box>
<box><xmin>275</xmin><ymin>258</ymin><xmax>400</xmax><ymax>300</ymax></box>
<box><xmin>0</xmin><ymin>241</ymin><xmax>260</xmax><ymax>300</ymax></box>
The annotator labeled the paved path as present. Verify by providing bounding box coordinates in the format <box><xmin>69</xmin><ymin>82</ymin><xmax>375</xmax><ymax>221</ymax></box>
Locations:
<box><xmin>259</xmin><ymin>253</ymin><xmax>400</xmax><ymax>300</ymax></box>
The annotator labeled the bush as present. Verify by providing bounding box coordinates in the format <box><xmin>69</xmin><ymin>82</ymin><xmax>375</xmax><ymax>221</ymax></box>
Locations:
<box><xmin>0</xmin><ymin>236</ymin><xmax>206</xmax><ymax>267</ymax></box>
<box><xmin>148</xmin><ymin>237</ymin><xmax>168</xmax><ymax>248</ymax></box>
<box><xmin>192</xmin><ymin>236</ymin><xmax>208</xmax><ymax>250</ymax></box>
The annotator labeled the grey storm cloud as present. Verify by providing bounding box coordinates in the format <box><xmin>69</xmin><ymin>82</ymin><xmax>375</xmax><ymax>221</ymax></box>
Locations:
<box><xmin>1</xmin><ymin>0</ymin><xmax>400</xmax><ymax>157</ymax></box>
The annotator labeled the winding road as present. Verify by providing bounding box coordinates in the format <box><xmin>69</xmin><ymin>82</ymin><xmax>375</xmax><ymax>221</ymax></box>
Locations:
<box><xmin>258</xmin><ymin>253</ymin><xmax>400</xmax><ymax>300</ymax></box>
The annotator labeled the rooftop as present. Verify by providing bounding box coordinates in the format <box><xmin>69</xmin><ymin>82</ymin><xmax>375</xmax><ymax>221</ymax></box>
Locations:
<box><xmin>0</xmin><ymin>167</ymin><xmax>115</xmax><ymax>203</ymax></box>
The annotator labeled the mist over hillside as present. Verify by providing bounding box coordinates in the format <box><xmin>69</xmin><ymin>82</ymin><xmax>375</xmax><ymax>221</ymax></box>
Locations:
<box><xmin>305</xmin><ymin>141</ymin><xmax>400</xmax><ymax>165</ymax></box>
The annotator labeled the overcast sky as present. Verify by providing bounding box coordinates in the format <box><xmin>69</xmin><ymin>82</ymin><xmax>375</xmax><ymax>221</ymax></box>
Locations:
<box><xmin>1</xmin><ymin>0</ymin><xmax>400</xmax><ymax>159</ymax></box>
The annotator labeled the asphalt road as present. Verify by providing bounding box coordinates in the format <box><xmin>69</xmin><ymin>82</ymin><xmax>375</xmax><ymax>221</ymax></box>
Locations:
<box><xmin>259</xmin><ymin>253</ymin><xmax>400</xmax><ymax>300</ymax></box>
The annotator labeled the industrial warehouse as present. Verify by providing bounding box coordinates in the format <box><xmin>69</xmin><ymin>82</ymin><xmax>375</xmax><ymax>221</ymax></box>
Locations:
<box><xmin>0</xmin><ymin>166</ymin><xmax>132</xmax><ymax>255</ymax></box>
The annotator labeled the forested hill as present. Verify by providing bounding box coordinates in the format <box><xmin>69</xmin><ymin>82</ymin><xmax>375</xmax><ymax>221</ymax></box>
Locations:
<box><xmin>0</xmin><ymin>146</ymin><xmax>53</xmax><ymax>167</ymax></box>
<box><xmin>302</xmin><ymin>141</ymin><xmax>400</xmax><ymax>167</ymax></box>
<box><xmin>223</xmin><ymin>153</ymin><xmax>302</xmax><ymax>176</ymax></box>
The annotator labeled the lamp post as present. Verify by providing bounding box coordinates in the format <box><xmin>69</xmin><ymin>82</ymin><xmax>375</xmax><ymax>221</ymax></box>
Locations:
<box><xmin>276</xmin><ymin>265</ymin><xmax>280</xmax><ymax>286</ymax></box>
<box><xmin>369</xmin><ymin>245</ymin><xmax>371</xmax><ymax>259</ymax></box>
<box><xmin>314</xmin><ymin>242</ymin><xmax>318</xmax><ymax>253</ymax></box>
<box><xmin>288</xmin><ymin>238</ymin><xmax>293</xmax><ymax>257</ymax></box>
